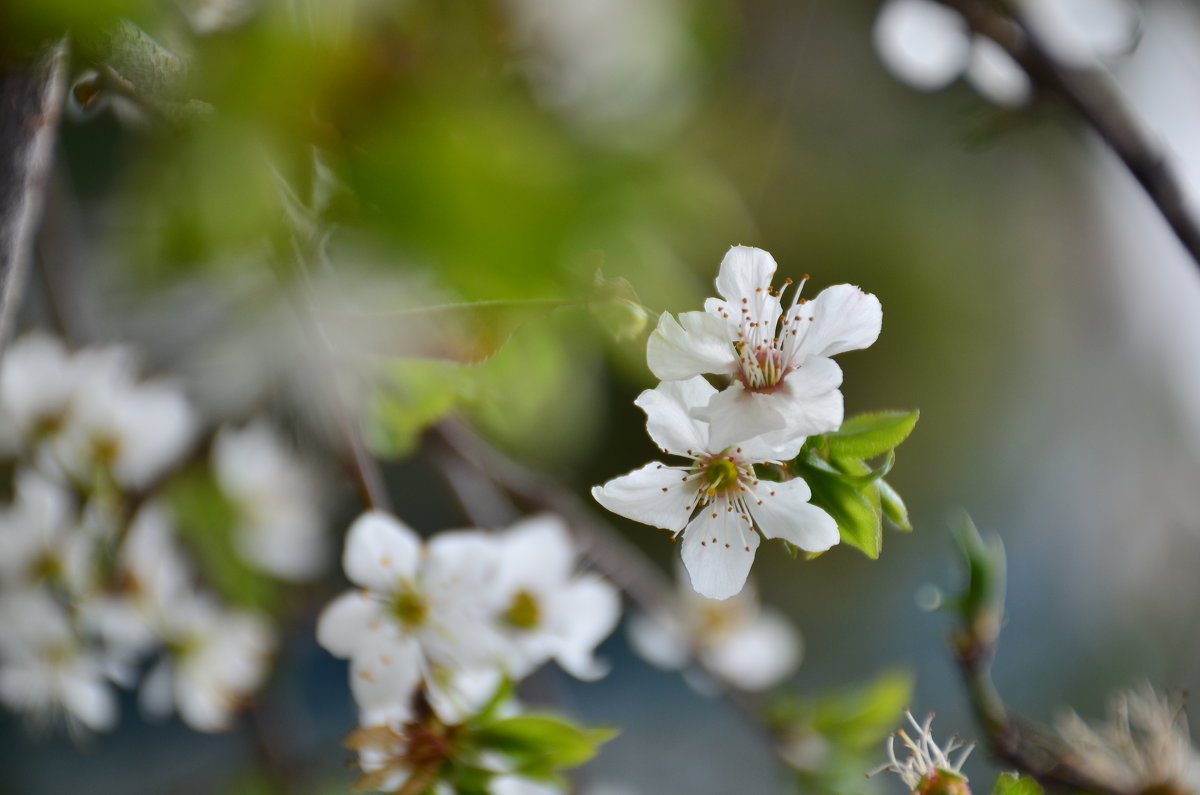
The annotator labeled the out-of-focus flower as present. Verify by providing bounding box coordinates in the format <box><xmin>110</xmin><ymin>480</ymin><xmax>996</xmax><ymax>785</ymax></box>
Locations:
<box><xmin>0</xmin><ymin>469</ymin><xmax>91</xmax><ymax>593</ymax></box>
<box><xmin>177</xmin><ymin>0</ymin><xmax>256</xmax><ymax>34</ymax></box>
<box><xmin>500</xmin><ymin>0</ymin><xmax>696</xmax><ymax>141</ymax></box>
<box><xmin>869</xmin><ymin>711</ymin><xmax>974</xmax><ymax>793</ymax></box>
<box><xmin>140</xmin><ymin>594</ymin><xmax>274</xmax><ymax>732</ymax></box>
<box><xmin>647</xmin><ymin>246</ymin><xmax>881</xmax><ymax>452</ymax></box>
<box><xmin>592</xmin><ymin>377</ymin><xmax>838</xmax><ymax>600</ymax></box>
<box><xmin>213</xmin><ymin>421</ymin><xmax>327</xmax><ymax>581</ymax></box>
<box><xmin>492</xmin><ymin>515</ymin><xmax>619</xmax><ymax>681</ymax></box>
<box><xmin>55</xmin><ymin>347</ymin><xmax>196</xmax><ymax>491</ymax></box>
<box><xmin>0</xmin><ymin>589</ymin><xmax>118</xmax><ymax>733</ymax></box>
<box><xmin>0</xmin><ymin>333</ymin><xmax>80</xmax><ymax>441</ymax></box>
<box><xmin>626</xmin><ymin>574</ymin><xmax>800</xmax><ymax>691</ymax></box>
<box><xmin>1054</xmin><ymin>683</ymin><xmax>1200</xmax><ymax>794</ymax></box>
<box><xmin>317</xmin><ymin>511</ymin><xmax>506</xmax><ymax>725</ymax></box>
<box><xmin>873</xmin><ymin>0</ymin><xmax>1139</xmax><ymax>107</ymax></box>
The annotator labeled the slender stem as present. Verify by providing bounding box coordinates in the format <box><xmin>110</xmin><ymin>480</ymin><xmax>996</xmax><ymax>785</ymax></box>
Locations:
<box><xmin>0</xmin><ymin>40</ymin><xmax>70</xmax><ymax>354</ymax></box>
<box><xmin>930</xmin><ymin>0</ymin><xmax>1200</xmax><ymax>272</ymax></box>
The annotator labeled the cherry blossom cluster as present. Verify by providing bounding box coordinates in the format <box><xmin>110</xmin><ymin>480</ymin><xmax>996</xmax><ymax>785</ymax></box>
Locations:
<box><xmin>317</xmin><ymin>511</ymin><xmax>620</xmax><ymax>791</ymax></box>
<box><xmin>0</xmin><ymin>332</ymin><xmax>326</xmax><ymax>734</ymax></box>
<box><xmin>593</xmin><ymin>245</ymin><xmax>882</xmax><ymax>599</ymax></box>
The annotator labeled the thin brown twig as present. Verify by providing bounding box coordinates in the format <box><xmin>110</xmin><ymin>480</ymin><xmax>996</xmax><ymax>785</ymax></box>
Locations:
<box><xmin>930</xmin><ymin>0</ymin><xmax>1200</xmax><ymax>272</ymax></box>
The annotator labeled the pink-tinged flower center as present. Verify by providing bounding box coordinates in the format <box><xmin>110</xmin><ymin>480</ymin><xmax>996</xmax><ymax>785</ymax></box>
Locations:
<box><xmin>735</xmin><ymin>343</ymin><xmax>788</xmax><ymax>392</ymax></box>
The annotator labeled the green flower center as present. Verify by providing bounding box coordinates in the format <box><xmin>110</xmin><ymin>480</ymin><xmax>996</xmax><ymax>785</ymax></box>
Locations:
<box><xmin>504</xmin><ymin>589</ymin><xmax>541</xmax><ymax>630</ymax></box>
<box><xmin>390</xmin><ymin>588</ymin><xmax>427</xmax><ymax>629</ymax></box>
<box><xmin>702</xmin><ymin>456</ymin><xmax>740</xmax><ymax>496</ymax></box>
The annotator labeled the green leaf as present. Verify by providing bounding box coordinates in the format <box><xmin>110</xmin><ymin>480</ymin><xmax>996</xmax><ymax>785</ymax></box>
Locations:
<box><xmin>798</xmin><ymin>462</ymin><xmax>882</xmax><ymax>559</ymax></box>
<box><xmin>809</xmin><ymin>670</ymin><xmax>915</xmax><ymax>751</ymax></box>
<box><xmin>827</xmin><ymin>410</ymin><xmax>919</xmax><ymax>461</ymax></box>
<box><xmin>950</xmin><ymin>511</ymin><xmax>1006</xmax><ymax>644</ymax></box>
<box><xmin>878</xmin><ymin>478</ymin><xmax>911</xmax><ymax>531</ymax></box>
<box><xmin>990</xmin><ymin>773</ymin><xmax>1044</xmax><ymax>795</ymax></box>
<box><xmin>366</xmin><ymin>359</ymin><xmax>474</xmax><ymax>457</ymax></box>
<box><xmin>807</xmin><ymin>450</ymin><xmax>894</xmax><ymax>489</ymax></box>
<box><xmin>475</xmin><ymin>715</ymin><xmax>616</xmax><ymax>773</ymax></box>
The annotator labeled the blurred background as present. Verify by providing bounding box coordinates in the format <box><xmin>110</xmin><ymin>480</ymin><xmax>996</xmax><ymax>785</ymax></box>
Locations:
<box><xmin>3</xmin><ymin>0</ymin><xmax>1200</xmax><ymax>792</ymax></box>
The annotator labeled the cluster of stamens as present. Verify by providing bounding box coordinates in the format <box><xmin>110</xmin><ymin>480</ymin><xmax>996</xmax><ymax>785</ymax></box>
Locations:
<box><xmin>869</xmin><ymin>711</ymin><xmax>975</xmax><ymax>790</ymax></box>
<box><xmin>715</xmin><ymin>276</ymin><xmax>816</xmax><ymax>392</ymax></box>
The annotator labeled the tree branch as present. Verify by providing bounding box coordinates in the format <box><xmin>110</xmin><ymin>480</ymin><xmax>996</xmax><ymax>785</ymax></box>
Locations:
<box><xmin>0</xmin><ymin>39</ymin><xmax>70</xmax><ymax>354</ymax></box>
<box><xmin>932</xmin><ymin>0</ymin><xmax>1200</xmax><ymax>273</ymax></box>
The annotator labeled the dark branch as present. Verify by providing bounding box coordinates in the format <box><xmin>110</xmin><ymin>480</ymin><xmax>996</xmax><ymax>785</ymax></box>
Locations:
<box><xmin>932</xmin><ymin>0</ymin><xmax>1200</xmax><ymax>273</ymax></box>
<box><xmin>0</xmin><ymin>39</ymin><xmax>69</xmax><ymax>353</ymax></box>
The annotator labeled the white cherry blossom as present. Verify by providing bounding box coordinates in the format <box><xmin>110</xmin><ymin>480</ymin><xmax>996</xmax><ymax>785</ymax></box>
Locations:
<box><xmin>869</xmin><ymin>711</ymin><xmax>975</xmax><ymax>791</ymax></box>
<box><xmin>627</xmin><ymin>575</ymin><xmax>800</xmax><ymax>691</ymax></box>
<box><xmin>592</xmin><ymin>377</ymin><xmax>838</xmax><ymax>600</ymax></box>
<box><xmin>0</xmin><ymin>589</ymin><xmax>118</xmax><ymax>733</ymax></box>
<box><xmin>647</xmin><ymin>245</ymin><xmax>881</xmax><ymax>452</ymax></box>
<box><xmin>0</xmin><ymin>469</ymin><xmax>92</xmax><ymax>593</ymax></box>
<box><xmin>213</xmin><ymin>421</ymin><xmax>327</xmax><ymax>581</ymax></box>
<box><xmin>317</xmin><ymin>511</ymin><xmax>507</xmax><ymax>726</ymax></box>
<box><xmin>140</xmin><ymin>594</ymin><xmax>275</xmax><ymax>732</ymax></box>
<box><xmin>492</xmin><ymin>515</ymin><xmax>620</xmax><ymax>681</ymax></box>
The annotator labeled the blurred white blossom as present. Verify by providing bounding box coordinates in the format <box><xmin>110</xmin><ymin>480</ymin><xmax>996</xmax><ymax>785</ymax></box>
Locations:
<box><xmin>213</xmin><ymin>421</ymin><xmax>327</xmax><ymax>581</ymax></box>
<box><xmin>317</xmin><ymin>511</ymin><xmax>507</xmax><ymax>726</ymax></box>
<box><xmin>627</xmin><ymin>574</ymin><xmax>800</xmax><ymax>691</ymax></box>
<box><xmin>493</xmin><ymin>515</ymin><xmax>619</xmax><ymax>681</ymax></box>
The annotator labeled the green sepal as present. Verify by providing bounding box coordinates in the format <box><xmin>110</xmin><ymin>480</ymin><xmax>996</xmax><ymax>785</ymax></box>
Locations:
<box><xmin>473</xmin><ymin>714</ymin><xmax>616</xmax><ymax>775</ymax></box>
<box><xmin>991</xmin><ymin>772</ymin><xmax>1044</xmax><ymax>795</ymax></box>
<box><xmin>878</xmin><ymin>478</ymin><xmax>911</xmax><ymax>531</ymax></box>
<box><xmin>796</xmin><ymin>459</ymin><xmax>883</xmax><ymax>559</ymax></box>
<box><xmin>826</xmin><ymin>409</ymin><xmax>919</xmax><ymax>461</ymax></box>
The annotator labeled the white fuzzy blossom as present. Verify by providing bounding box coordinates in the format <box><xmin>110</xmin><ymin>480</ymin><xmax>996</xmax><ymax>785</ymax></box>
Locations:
<box><xmin>1055</xmin><ymin>683</ymin><xmax>1200</xmax><ymax>794</ymax></box>
<box><xmin>213</xmin><ymin>421</ymin><xmax>327</xmax><ymax>581</ymax></box>
<box><xmin>319</xmin><ymin>511</ymin><xmax>621</xmax><ymax>727</ymax></box>
<box><xmin>592</xmin><ymin>376</ymin><xmax>838</xmax><ymax>600</ymax></box>
<box><xmin>627</xmin><ymin>573</ymin><xmax>800</xmax><ymax>691</ymax></box>
<box><xmin>870</xmin><ymin>711</ymin><xmax>975</xmax><ymax>792</ymax></box>
<box><xmin>646</xmin><ymin>245</ymin><xmax>881</xmax><ymax>454</ymax></box>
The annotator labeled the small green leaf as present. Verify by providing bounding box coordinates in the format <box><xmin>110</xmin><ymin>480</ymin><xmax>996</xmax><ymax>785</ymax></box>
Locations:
<box><xmin>950</xmin><ymin>511</ymin><xmax>1006</xmax><ymax>646</ymax></box>
<box><xmin>828</xmin><ymin>410</ymin><xmax>919</xmax><ymax>461</ymax></box>
<box><xmin>810</xmin><ymin>670</ymin><xmax>915</xmax><ymax>750</ymax></box>
<box><xmin>878</xmin><ymin>478</ymin><xmax>911</xmax><ymax>531</ymax></box>
<box><xmin>990</xmin><ymin>772</ymin><xmax>1044</xmax><ymax>795</ymax></box>
<box><xmin>475</xmin><ymin>715</ymin><xmax>616</xmax><ymax>772</ymax></box>
<box><xmin>366</xmin><ymin>359</ymin><xmax>474</xmax><ymax>457</ymax></box>
<box><xmin>799</xmin><ymin>463</ymin><xmax>882</xmax><ymax>559</ymax></box>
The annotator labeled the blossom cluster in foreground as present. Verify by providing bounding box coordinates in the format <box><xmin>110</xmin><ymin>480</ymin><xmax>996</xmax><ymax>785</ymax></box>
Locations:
<box><xmin>0</xmin><ymin>333</ymin><xmax>327</xmax><ymax>733</ymax></box>
<box><xmin>318</xmin><ymin>511</ymin><xmax>620</xmax><ymax>792</ymax></box>
<box><xmin>593</xmin><ymin>245</ymin><xmax>882</xmax><ymax>599</ymax></box>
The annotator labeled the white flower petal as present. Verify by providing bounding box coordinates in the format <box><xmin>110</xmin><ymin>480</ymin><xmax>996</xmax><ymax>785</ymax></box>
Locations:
<box><xmin>699</xmin><ymin>608</ymin><xmax>801</xmax><ymax>691</ymax></box>
<box><xmin>747</xmin><ymin>479</ymin><xmax>839</xmax><ymax>553</ymax></box>
<box><xmin>635</xmin><ymin>376</ymin><xmax>716</xmax><ymax>456</ymax></box>
<box><xmin>873</xmin><ymin>0</ymin><xmax>971</xmax><ymax>91</ymax></box>
<box><xmin>425</xmin><ymin>665</ymin><xmax>503</xmax><ymax>724</ymax></box>
<box><xmin>317</xmin><ymin>590</ymin><xmax>388</xmax><ymax>659</ymax></box>
<box><xmin>966</xmin><ymin>36</ymin><xmax>1032</xmax><ymax>107</ymax></box>
<box><xmin>554</xmin><ymin>575</ymin><xmax>620</xmax><ymax>680</ymax></box>
<box><xmin>139</xmin><ymin>659</ymin><xmax>175</xmax><ymax>720</ymax></box>
<box><xmin>592</xmin><ymin>463</ymin><xmax>699</xmax><ymax>533</ymax></box>
<box><xmin>714</xmin><ymin>245</ymin><xmax>777</xmax><ymax>303</ymax></box>
<box><xmin>343</xmin><ymin>511</ymin><xmax>422</xmax><ymax>593</ymax></box>
<box><xmin>787</xmin><ymin>284</ymin><xmax>882</xmax><ymax>361</ymax></box>
<box><xmin>350</xmin><ymin>634</ymin><xmax>423</xmax><ymax>727</ymax></box>
<box><xmin>626</xmin><ymin>610</ymin><xmax>690</xmax><ymax>671</ymax></box>
<box><xmin>680</xmin><ymin>506</ymin><xmax>759</xmax><ymax>600</ymax></box>
<box><xmin>498</xmin><ymin>515</ymin><xmax>574</xmax><ymax>592</ymax></box>
<box><xmin>646</xmin><ymin>310</ymin><xmax>736</xmax><ymax>381</ymax></box>
<box><xmin>768</xmin><ymin>359</ymin><xmax>845</xmax><ymax>439</ymax></box>
<box><xmin>61</xmin><ymin>660</ymin><xmax>119</xmax><ymax>731</ymax></box>
<box><xmin>691</xmin><ymin>383</ymin><xmax>788</xmax><ymax>452</ymax></box>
